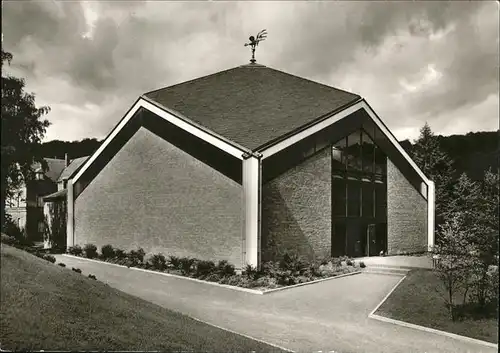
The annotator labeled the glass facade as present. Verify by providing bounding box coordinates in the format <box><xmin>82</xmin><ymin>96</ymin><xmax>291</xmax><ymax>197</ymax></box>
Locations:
<box><xmin>331</xmin><ymin>128</ymin><xmax>388</xmax><ymax>257</ymax></box>
<box><xmin>261</xmin><ymin>112</ymin><xmax>393</xmax><ymax>258</ymax></box>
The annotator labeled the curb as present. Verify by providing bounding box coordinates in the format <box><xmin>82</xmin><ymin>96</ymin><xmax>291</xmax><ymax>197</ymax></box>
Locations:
<box><xmin>368</xmin><ymin>275</ymin><xmax>407</xmax><ymax>317</ymax></box>
<box><xmin>261</xmin><ymin>271</ymin><xmax>361</xmax><ymax>294</ymax></box>
<box><xmin>368</xmin><ymin>275</ymin><xmax>498</xmax><ymax>349</ymax></box>
<box><xmin>361</xmin><ymin>270</ymin><xmax>409</xmax><ymax>277</ymax></box>
<box><xmin>61</xmin><ymin>254</ymin><xmax>360</xmax><ymax>296</ymax></box>
<box><xmin>61</xmin><ymin>254</ymin><xmax>264</xmax><ymax>295</ymax></box>
<box><xmin>369</xmin><ymin>314</ymin><xmax>498</xmax><ymax>349</ymax></box>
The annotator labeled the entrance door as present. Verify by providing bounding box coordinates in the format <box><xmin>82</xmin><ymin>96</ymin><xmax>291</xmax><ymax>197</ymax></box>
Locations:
<box><xmin>367</xmin><ymin>224</ymin><xmax>377</xmax><ymax>256</ymax></box>
<box><xmin>346</xmin><ymin>221</ymin><xmax>365</xmax><ymax>257</ymax></box>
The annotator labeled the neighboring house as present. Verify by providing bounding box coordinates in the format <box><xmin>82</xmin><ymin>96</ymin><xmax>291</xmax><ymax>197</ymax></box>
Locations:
<box><xmin>5</xmin><ymin>155</ymin><xmax>89</xmax><ymax>242</ymax></box>
<box><xmin>42</xmin><ymin>156</ymin><xmax>89</xmax><ymax>248</ymax></box>
<box><xmin>66</xmin><ymin>63</ymin><xmax>435</xmax><ymax>269</ymax></box>
<box><xmin>5</xmin><ymin>157</ymin><xmax>67</xmax><ymax>240</ymax></box>
<box><xmin>57</xmin><ymin>156</ymin><xmax>89</xmax><ymax>191</ymax></box>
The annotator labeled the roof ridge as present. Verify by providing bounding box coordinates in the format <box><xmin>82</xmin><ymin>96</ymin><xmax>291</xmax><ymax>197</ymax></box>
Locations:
<box><xmin>44</xmin><ymin>157</ymin><xmax>65</xmax><ymax>161</ymax></box>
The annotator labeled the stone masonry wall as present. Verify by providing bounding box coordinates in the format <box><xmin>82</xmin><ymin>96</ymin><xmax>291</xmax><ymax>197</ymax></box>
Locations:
<box><xmin>387</xmin><ymin>158</ymin><xmax>428</xmax><ymax>254</ymax></box>
<box><xmin>261</xmin><ymin>148</ymin><xmax>331</xmax><ymax>262</ymax></box>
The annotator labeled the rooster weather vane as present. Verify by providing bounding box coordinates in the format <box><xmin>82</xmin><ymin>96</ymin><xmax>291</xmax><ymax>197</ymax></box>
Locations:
<box><xmin>244</xmin><ymin>29</ymin><xmax>267</xmax><ymax>64</ymax></box>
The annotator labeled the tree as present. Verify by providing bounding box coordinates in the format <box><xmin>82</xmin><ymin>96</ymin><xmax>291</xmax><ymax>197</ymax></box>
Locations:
<box><xmin>1</xmin><ymin>49</ymin><xmax>51</xmax><ymax>226</ymax></box>
<box><xmin>433</xmin><ymin>170</ymin><xmax>499</xmax><ymax>316</ymax></box>
<box><xmin>432</xmin><ymin>213</ymin><xmax>476</xmax><ymax>321</ymax></box>
<box><xmin>411</xmin><ymin>123</ymin><xmax>455</xmax><ymax>225</ymax></box>
<box><xmin>471</xmin><ymin>169</ymin><xmax>499</xmax><ymax>308</ymax></box>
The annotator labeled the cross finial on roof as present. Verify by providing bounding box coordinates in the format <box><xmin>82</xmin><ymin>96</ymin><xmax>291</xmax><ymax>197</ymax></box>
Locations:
<box><xmin>244</xmin><ymin>29</ymin><xmax>267</xmax><ymax>64</ymax></box>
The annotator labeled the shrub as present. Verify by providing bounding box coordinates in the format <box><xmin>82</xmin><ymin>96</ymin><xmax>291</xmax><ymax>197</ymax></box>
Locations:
<box><xmin>260</xmin><ymin>262</ymin><xmax>294</xmax><ymax>285</ymax></box>
<box><xmin>150</xmin><ymin>253</ymin><xmax>167</xmax><ymax>271</ymax></box>
<box><xmin>58</xmin><ymin>263</ymin><xmax>66</xmax><ymax>267</ymax></box>
<box><xmin>243</xmin><ymin>264</ymin><xmax>259</xmax><ymax>280</ymax></box>
<box><xmin>261</xmin><ymin>261</ymin><xmax>280</xmax><ymax>277</ymax></box>
<box><xmin>67</xmin><ymin>245</ymin><xmax>83</xmax><ymax>256</ymax></box>
<box><xmin>120</xmin><ymin>257</ymin><xmax>133</xmax><ymax>267</ymax></box>
<box><xmin>279</xmin><ymin>251</ymin><xmax>308</xmax><ymax>274</ymax></box>
<box><xmin>318</xmin><ymin>256</ymin><xmax>331</xmax><ymax>266</ymax></box>
<box><xmin>88</xmin><ymin>274</ymin><xmax>97</xmax><ymax>280</ymax></box>
<box><xmin>72</xmin><ymin>267</ymin><xmax>82</xmax><ymax>274</ymax></box>
<box><xmin>101</xmin><ymin>244</ymin><xmax>115</xmax><ymax>259</ymax></box>
<box><xmin>114</xmin><ymin>248</ymin><xmax>126</xmax><ymax>260</ymax></box>
<box><xmin>204</xmin><ymin>272</ymin><xmax>222</xmax><ymax>282</ymax></box>
<box><xmin>359</xmin><ymin>261</ymin><xmax>366</xmax><ymax>268</ymax></box>
<box><xmin>194</xmin><ymin>260</ymin><xmax>216</xmax><ymax>278</ymax></box>
<box><xmin>339</xmin><ymin>255</ymin><xmax>349</xmax><ymax>263</ymax></box>
<box><xmin>2</xmin><ymin>214</ymin><xmax>25</xmax><ymax>243</ymax></box>
<box><xmin>0</xmin><ymin>233</ymin><xmax>18</xmax><ymax>246</ymax></box>
<box><xmin>216</xmin><ymin>260</ymin><xmax>236</xmax><ymax>276</ymax></box>
<box><xmin>83</xmin><ymin>244</ymin><xmax>98</xmax><ymax>259</ymax></box>
<box><xmin>220</xmin><ymin>274</ymin><xmax>246</xmax><ymax>287</ymax></box>
<box><xmin>127</xmin><ymin>248</ymin><xmax>146</xmax><ymax>265</ymax></box>
<box><xmin>43</xmin><ymin>254</ymin><xmax>56</xmax><ymax>263</ymax></box>
<box><xmin>304</xmin><ymin>262</ymin><xmax>321</xmax><ymax>278</ymax></box>
<box><xmin>346</xmin><ymin>259</ymin><xmax>353</xmax><ymax>266</ymax></box>
<box><xmin>168</xmin><ymin>255</ymin><xmax>182</xmax><ymax>270</ymax></box>
<box><xmin>179</xmin><ymin>257</ymin><xmax>195</xmax><ymax>275</ymax></box>
<box><xmin>330</xmin><ymin>257</ymin><xmax>342</xmax><ymax>267</ymax></box>
<box><xmin>276</xmin><ymin>270</ymin><xmax>296</xmax><ymax>285</ymax></box>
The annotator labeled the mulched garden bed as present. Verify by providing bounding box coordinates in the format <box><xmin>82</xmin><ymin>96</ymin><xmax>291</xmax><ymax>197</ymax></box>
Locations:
<box><xmin>65</xmin><ymin>244</ymin><xmax>363</xmax><ymax>291</ymax></box>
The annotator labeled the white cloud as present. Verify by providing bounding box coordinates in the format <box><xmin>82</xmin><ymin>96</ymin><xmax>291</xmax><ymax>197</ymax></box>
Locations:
<box><xmin>81</xmin><ymin>1</ymin><xmax>99</xmax><ymax>39</ymax></box>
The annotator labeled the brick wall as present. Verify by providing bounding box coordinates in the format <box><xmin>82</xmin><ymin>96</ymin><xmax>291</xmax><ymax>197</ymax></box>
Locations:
<box><xmin>261</xmin><ymin>148</ymin><xmax>331</xmax><ymax>262</ymax></box>
<box><xmin>74</xmin><ymin>127</ymin><xmax>243</xmax><ymax>267</ymax></box>
<box><xmin>387</xmin><ymin>158</ymin><xmax>428</xmax><ymax>254</ymax></box>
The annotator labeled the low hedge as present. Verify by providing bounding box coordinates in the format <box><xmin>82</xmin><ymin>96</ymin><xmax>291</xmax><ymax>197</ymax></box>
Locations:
<box><xmin>66</xmin><ymin>244</ymin><xmax>358</xmax><ymax>290</ymax></box>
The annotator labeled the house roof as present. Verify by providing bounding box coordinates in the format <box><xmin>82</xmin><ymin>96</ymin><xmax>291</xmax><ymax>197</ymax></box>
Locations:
<box><xmin>57</xmin><ymin>156</ymin><xmax>89</xmax><ymax>182</ymax></box>
<box><xmin>34</xmin><ymin>158</ymin><xmax>67</xmax><ymax>182</ymax></box>
<box><xmin>144</xmin><ymin>64</ymin><xmax>361</xmax><ymax>151</ymax></box>
<box><xmin>43</xmin><ymin>188</ymin><xmax>67</xmax><ymax>201</ymax></box>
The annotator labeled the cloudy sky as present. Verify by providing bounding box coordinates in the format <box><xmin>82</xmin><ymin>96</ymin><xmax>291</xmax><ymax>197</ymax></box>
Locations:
<box><xmin>2</xmin><ymin>1</ymin><xmax>499</xmax><ymax>143</ymax></box>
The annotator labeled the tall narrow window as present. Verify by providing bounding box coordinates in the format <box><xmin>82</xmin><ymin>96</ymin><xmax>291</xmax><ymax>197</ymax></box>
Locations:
<box><xmin>362</xmin><ymin>183</ymin><xmax>374</xmax><ymax>218</ymax></box>
<box><xmin>375</xmin><ymin>182</ymin><xmax>387</xmax><ymax>220</ymax></box>
<box><xmin>332</xmin><ymin>177</ymin><xmax>346</xmax><ymax>216</ymax></box>
<box><xmin>361</xmin><ymin>131</ymin><xmax>375</xmax><ymax>174</ymax></box>
<box><xmin>374</xmin><ymin>146</ymin><xmax>386</xmax><ymax>176</ymax></box>
<box><xmin>332</xmin><ymin>222</ymin><xmax>346</xmax><ymax>257</ymax></box>
<box><xmin>332</xmin><ymin>138</ymin><xmax>346</xmax><ymax>173</ymax></box>
<box><xmin>346</xmin><ymin>131</ymin><xmax>362</xmax><ymax>172</ymax></box>
<box><xmin>347</xmin><ymin>179</ymin><xmax>361</xmax><ymax>217</ymax></box>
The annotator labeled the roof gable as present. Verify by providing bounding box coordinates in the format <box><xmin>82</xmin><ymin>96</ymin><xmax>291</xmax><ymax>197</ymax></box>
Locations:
<box><xmin>144</xmin><ymin>64</ymin><xmax>361</xmax><ymax>150</ymax></box>
<box><xmin>58</xmin><ymin>156</ymin><xmax>89</xmax><ymax>182</ymax></box>
<box><xmin>34</xmin><ymin>158</ymin><xmax>66</xmax><ymax>182</ymax></box>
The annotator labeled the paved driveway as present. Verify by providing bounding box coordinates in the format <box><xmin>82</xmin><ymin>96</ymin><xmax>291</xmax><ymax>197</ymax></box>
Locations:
<box><xmin>55</xmin><ymin>255</ymin><xmax>496</xmax><ymax>353</ymax></box>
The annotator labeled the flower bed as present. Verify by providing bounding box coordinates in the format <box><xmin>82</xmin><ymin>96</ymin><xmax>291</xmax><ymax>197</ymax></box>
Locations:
<box><xmin>67</xmin><ymin>244</ymin><xmax>362</xmax><ymax>290</ymax></box>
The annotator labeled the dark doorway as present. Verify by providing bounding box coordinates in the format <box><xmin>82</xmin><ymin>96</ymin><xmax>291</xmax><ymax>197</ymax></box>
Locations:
<box><xmin>367</xmin><ymin>223</ymin><xmax>377</xmax><ymax>256</ymax></box>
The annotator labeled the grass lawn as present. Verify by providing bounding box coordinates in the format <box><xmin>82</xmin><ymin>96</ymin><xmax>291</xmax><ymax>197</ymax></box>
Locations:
<box><xmin>0</xmin><ymin>245</ymin><xmax>285</xmax><ymax>352</ymax></box>
<box><xmin>375</xmin><ymin>269</ymin><xmax>498</xmax><ymax>343</ymax></box>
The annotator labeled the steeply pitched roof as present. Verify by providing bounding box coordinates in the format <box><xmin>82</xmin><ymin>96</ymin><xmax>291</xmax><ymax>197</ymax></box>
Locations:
<box><xmin>144</xmin><ymin>64</ymin><xmax>361</xmax><ymax>151</ymax></box>
<box><xmin>33</xmin><ymin>158</ymin><xmax>66</xmax><ymax>182</ymax></box>
<box><xmin>57</xmin><ymin>156</ymin><xmax>89</xmax><ymax>182</ymax></box>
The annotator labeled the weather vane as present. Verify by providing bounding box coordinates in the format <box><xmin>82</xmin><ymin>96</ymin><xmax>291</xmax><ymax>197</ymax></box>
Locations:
<box><xmin>244</xmin><ymin>29</ymin><xmax>267</xmax><ymax>64</ymax></box>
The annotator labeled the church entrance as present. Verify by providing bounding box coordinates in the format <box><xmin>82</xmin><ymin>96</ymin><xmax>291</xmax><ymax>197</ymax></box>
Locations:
<box><xmin>330</xmin><ymin>128</ymin><xmax>388</xmax><ymax>258</ymax></box>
